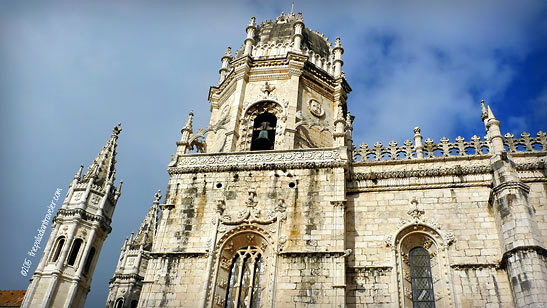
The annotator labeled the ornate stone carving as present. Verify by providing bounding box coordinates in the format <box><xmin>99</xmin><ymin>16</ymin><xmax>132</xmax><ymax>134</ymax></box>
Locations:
<box><xmin>350</xmin><ymin>164</ymin><xmax>492</xmax><ymax>181</ymax></box>
<box><xmin>308</xmin><ymin>99</ymin><xmax>324</xmax><ymax>117</ymax></box>
<box><xmin>245</xmin><ymin>188</ymin><xmax>258</xmax><ymax>208</ymax></box>
<box><xmin>169</xmin><ymin>148</ymin><xmax>345</xmax><ymax>174</ymax></box>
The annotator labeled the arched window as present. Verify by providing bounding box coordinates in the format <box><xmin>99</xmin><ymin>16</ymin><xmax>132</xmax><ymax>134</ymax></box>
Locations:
<box><xmin>50</xmin><ymin>237</ymin><xmax>65</xmax><ymax>263</ymax></box>
<box><xmin>225</xmin><ymin>246</ymin><xmax>263</xmax><ymax>308</ymax></box>
<box><xmin>83</xmin><ymin>247</ymin><xmax>96</xmax><ymax>275</ymax></box>
<box><xmin>251</xmin><ymin>113</ymin><xmax>276</xmax><ymax>151</ymax></box>
<box><xmin>67</xmin><ymin>238</ymin><xmax>83</xmax><ymax>266</ymax></box>
<box><xmin>409</xmin><ymin>247</ymin><xmax>435</xmax><ymax>307</ymax></box>
<box><xmin>114</xmin><ymin>298</ymin><xmax>124</xmax><ymax>308</ymax></box>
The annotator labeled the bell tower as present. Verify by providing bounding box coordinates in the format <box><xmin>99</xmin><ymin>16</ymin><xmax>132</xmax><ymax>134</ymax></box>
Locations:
<box><xmin>22</xmin><ymin>124</ymin><xmax>123</xmax><ymax>308</ymax></box>
<box><xmin>192</xmin><ymin>12</ymin><xmax>351</xmax><ymax>154</ymax></box>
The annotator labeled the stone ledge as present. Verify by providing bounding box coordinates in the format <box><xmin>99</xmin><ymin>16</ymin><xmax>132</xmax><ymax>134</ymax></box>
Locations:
<box><xmin>168</xmin><ymin>147</ymin><xmax>348</xmax><ymax>174</ymax></box>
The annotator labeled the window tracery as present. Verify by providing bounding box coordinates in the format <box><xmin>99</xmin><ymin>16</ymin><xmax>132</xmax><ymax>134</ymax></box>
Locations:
<box><xmin>409</xmin><ymin>247</ymin><xmax>435</xmax><ymax>308</ymax></box>
<box><xmin>225</xmin><ymin>246</ymin><xmax>263</xmax><ymax>308</ymax></box>
<box><xmin>211</xmin><ymin>231</ymin><xmax>271</xmax><ymax>308</ymax></box>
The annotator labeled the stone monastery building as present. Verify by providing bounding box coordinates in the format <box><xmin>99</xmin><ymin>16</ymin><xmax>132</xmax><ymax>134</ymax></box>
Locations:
<box><xmin>22</xmin><ymin>11</ymin><xmax>547</xmax><ymax>308</ymax></box>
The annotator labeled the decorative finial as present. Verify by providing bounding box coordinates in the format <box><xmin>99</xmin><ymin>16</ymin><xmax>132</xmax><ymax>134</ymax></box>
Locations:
<box><xmin>335</xmin><ymin>37</ymin><xmax>341</xmax><ymax>47</ymax></box>
<box><xmin>154</xmin><ymin>189</ymin><xmax>162</xmax><ymax>204</ymax></box>
<box><xmin>224</xmin><ymin>46</ymin><xmax>232</xmax><ymax>57</ymax></box>
<box><xmin>113</xmin><ymin>123</ymin><xmax>122</xmax><ymax>136</ymax></box>
<box><xmin>346</xmin><ymin>111</ymin><xmax>353</xmax><ymax>129</ymax></box>
<box><xmin>297</xmin><ymin>12</ymin><xmax>303</xmax><ymax>21</ymax></box>
<box><xmin>291</xmin><ymin>2</ymin><xmax>294</xmax><ymax>14</ymax></box>
<box><xmin>480</xmin><ymin>100</ymin><xmax>488</xmax><ymax>120</ymax></box>
<box><xmin>182</xmin><ymin>111</ymin><xmax>194</xmax><ymax>133</ymax></box>
<box><xmin>74</xmin><ymin>164</ymin><xmax>84</xmax><ymax>180</ymax></box>
<box><xmin>249</xmin><ymin>16</ymin><xmax>256</xmax><ymax>27</ymax></box>
<box><xmin>115</xmin><ymin>180</ymin><xmax>123</xmax><ymax>197</ymax></box>
<box><xmin>413</xmin><ymin>127</ymin><xmax>421</xmax><ymax>134</ymax></box>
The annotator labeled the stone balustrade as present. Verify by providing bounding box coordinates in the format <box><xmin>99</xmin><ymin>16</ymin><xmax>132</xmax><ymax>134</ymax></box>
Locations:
<box><xmin>353</xmin><ymin>131</ymin><xmax>546</xmax><ymax>162</ymax></box>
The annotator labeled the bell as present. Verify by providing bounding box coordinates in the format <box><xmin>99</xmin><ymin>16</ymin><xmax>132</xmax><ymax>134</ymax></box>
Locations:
<box><xmin>252</xmin><ymin>129</ymin><xmax>273</xmax><ymax>150</ymax></box>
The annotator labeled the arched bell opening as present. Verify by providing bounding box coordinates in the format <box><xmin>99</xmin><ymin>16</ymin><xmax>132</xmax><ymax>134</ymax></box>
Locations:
<box><xmin>251</xmin><ymin>113</ymin><xmax>277</xmax><ymax>151</ymax></box>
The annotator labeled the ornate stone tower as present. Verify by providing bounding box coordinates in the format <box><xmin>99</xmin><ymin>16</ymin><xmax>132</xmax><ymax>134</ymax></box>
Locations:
<box><xmin>136</xmin><ymin>12</ymin><xmax>353</xmax><ymax>308</ymax></box>
<box><xmin>106</xmin><ymin>190</ymin><xmax>160</xmax><ymax>308</ymax></box>
<box><xmin>182</xmin><ymin>12</ymin><xmax>352</xmax><ymax>154</ymax></box>
<box><xmin>22</xmin><ymin>124</ymin><xmax>123</xmax><ymax>308</ymax></box>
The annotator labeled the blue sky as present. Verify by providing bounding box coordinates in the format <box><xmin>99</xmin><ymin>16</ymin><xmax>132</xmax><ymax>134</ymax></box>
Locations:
<box><xmin>1</xmin><ymin>1</ymin><xmax>546</xmax><ymax>307</ymax></box>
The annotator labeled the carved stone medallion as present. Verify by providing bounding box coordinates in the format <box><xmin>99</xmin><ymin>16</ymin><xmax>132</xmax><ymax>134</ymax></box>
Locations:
<box><xmin>308</xmin><ymin>99</ymin><xmax>324</xmax><ymax>117</ymax></box>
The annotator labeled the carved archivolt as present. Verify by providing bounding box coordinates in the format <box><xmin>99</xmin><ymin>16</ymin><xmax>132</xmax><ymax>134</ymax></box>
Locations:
<box><xmin>210</xmin><ymin>228</ymin><xmax>273</xmax><ymax>308</ymax></box>
<box><xmin>238</xmin><ymin>99</ymin><xmax>287</xmax><ymax>151</ymax></box>
<box><xmin>386</xmin><ymin>198</ymin><xmax>455</xmax><ymax>308</ymax></box>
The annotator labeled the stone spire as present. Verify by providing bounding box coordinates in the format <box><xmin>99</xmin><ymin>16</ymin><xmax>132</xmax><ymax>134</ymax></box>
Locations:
<box><xmin>106</xmin><ymin>190</ymin><xmax>161</xmax><ymax>307</ymax></box>
<box><xmin>219</xmin><ymin>46</ymin><xmax>232</xmax><ymax>83</ymax></box>
<box><xmin>82</xmin><ymin>123</ymin><xmax>122</xmax><ymax>188</ymax></box>
<box><xmin>481</xmin><ymin>101</ymin><xmax>504</xmax><ymax>154</ymax></box>
<box><xmin>22</xmin><ymin>124</ymin><xmax>124</xmax><ymax>308</ymax></box>
<box><xmin>293</xmin><ymin>12</ymin><xmax>304</xmax><ymax>51</ymax></box>
<box><xmin>132</xmin><ymin>190</ymin><xmax>161</xmax><ymax>250</ymax></box>
<box><xmin>176</xmin><ymin>111</ymin><xmax>194</xmax><ymax>155</ymax></box>
<box><xmin>333</xmin><ymin>37</ymin><xmax>344</xmax><ymax>78</ymax></box>
<box><xmin>244</xmin><ymin>17</ymin><xmax>257</xmax><ymax>56</ymax></box>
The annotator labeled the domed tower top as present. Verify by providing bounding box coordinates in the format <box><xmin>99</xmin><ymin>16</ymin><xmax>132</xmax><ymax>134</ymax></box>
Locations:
<box><xmin>176</xmin><ymin>12</ymin><xmax>351</xmax><ymax>155</ymax></box>
<box><xmin>233</xmin><ymin>12</ymin><xmax>343</xmax><ymax>78</ymax></box>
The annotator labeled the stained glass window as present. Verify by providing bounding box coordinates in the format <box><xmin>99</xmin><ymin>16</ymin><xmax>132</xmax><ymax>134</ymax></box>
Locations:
<box><xmin>225</xmin><ymin>247</ymin><xmax>263</xmax><ymax>308</ymax></box>
<box><xmin>410</xmin><ymin>247</ymin><xmax>435</xmax><ymax>308</ymax></box>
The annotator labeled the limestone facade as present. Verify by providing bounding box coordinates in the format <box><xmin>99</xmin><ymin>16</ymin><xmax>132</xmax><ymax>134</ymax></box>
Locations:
<box><xmin>21</xmin><ymin>11</ymin><xmax>547</xmax><ymax>308</ymax></box>
<box><xmin>117</xmin><ymin>12</ymin><xmax>546</xmax><ymax>308</ymax></box>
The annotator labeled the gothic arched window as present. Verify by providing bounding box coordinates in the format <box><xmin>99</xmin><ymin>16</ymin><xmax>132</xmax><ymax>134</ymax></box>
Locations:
<box><xmin>114</xmin><ymin>298</ymin><xmax>123</xmax><ymax>308</ymax></box>
<box><xmin>50</xmin><ymin>237</ymin><xmax>65</xmax><ymax>263</ymax></box>
<box><xmin>83</xmin><ymin>247</ymin><xmax>96</xmax><ymax>275</ymax></box>
<box><xmin>224</xmin><ymin>246</ymin><xmax>263</xmax><ymax>308</ymax></box>
<box><xmin>409</xmin><ymin>247</ymin><xmax>435</xmax><ymax>307</ymax></box>
<box><xmin>67</xmin><ymin>238</ymin><xmax>83</xmax><ymax>266</ymax></box>
<box><xmin>251</xmin><ymin>113</ymin><xmax>277</xmax><ymax>151</ymax></box>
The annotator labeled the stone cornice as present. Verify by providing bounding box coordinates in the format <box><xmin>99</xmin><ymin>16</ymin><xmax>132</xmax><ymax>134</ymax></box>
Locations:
<box><xmin>492</xmin><ymin>181</ymin><xmax>530</xmax><ymax>194</ymax></box>
<box><xmin>350</xmin><ymin>164</ymin><xmax>492</xmax><ymax>181</ymax></box>
<box><xmin>108</xmin><ymin>273</ymin><xmax>144</xmax><ymax>284</ymax></box>
<box><xmin>500</xmin><ymin>245</ymin><xmax>547</xmax><ymax>269</ymax></box>
<box><xmin>54</xmin><ymin>208</ymin><xmax>112</xmax><ymax>233</ymax></box>
<box><xmin>168</xmin><ymin>147</ymin><xmax>348</xmax><ymax>174</ymax></box>
<box><xmin>279</xmin><ymin>251</ymin><xmax>348</xmax><ymax>257</ymax></box>
<box><xmin>148</xmin><ymin>251</ymin><xmax>208</xmax><ymax>258</ymax></box>
<box><xmin>450</xmin><ymin>263</ymin><xmax>500</xmax><ymax>270</ymax></box>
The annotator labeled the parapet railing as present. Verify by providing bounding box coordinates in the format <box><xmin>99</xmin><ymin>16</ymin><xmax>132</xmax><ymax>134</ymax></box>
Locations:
<box><xmin>353</xmin><ymin>130</ymin><xmax>546</xmax><ymax>162</ymax></box>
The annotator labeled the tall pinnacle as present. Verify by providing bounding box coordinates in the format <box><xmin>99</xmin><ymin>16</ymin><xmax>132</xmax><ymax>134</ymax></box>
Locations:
<box><xmin>82</xmin><ymin>123</ymin><xmax>122</xmax><ymax>188</ymax></box>
<box><xmin>132</xmin><ymin>190</ymin><xmax>161</xmax><ymax>250</ymax></box>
